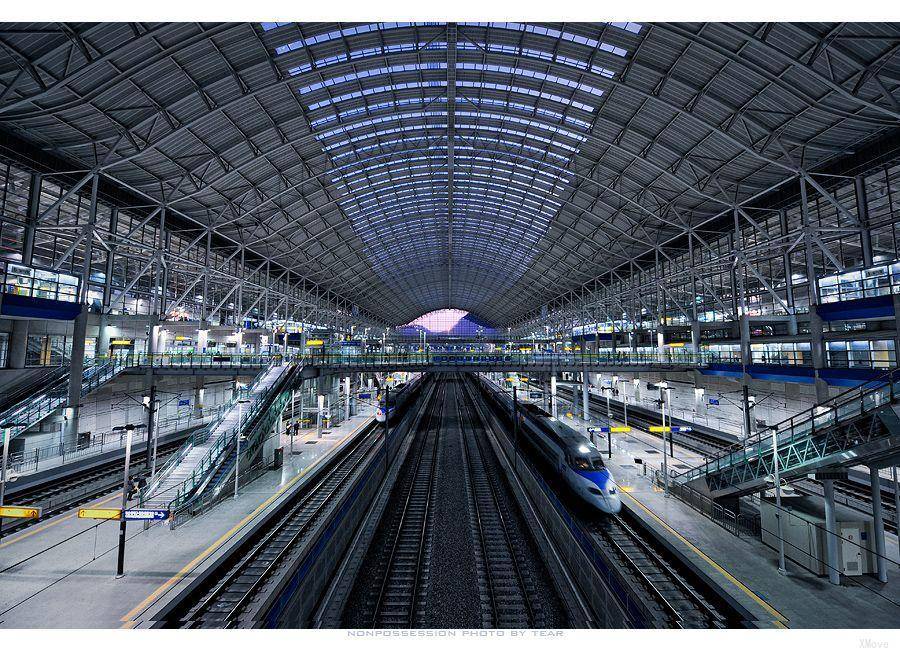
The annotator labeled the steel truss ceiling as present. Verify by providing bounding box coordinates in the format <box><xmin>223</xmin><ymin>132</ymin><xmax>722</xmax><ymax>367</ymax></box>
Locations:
<box><xmin>0</xmin><ymin>21</ymin><xmax>898</xmax><ymax>326</ymax></box>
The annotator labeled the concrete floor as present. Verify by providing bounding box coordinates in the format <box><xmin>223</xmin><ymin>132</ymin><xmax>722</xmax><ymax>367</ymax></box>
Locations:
<box><xmin>0</xmin><ymin>408</ymin><xmax>375</xmax><ymax>628</ymax></box>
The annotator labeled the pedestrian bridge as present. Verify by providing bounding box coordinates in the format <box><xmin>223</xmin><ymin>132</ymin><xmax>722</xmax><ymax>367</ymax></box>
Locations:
<box><xmin>304</xmin><ymin>351</ymin><xmax>713</xmax><ymax>374</ymax></box>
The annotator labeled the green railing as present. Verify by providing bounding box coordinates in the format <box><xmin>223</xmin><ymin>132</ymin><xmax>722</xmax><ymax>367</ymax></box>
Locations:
<box><xmin>677</xmin><ymin>367</ymin><xmax>900</xmax><ymax>490</ymax></box>
<box><xmin>102</xmin><ymin>352</ymin><xmax>282</xmax><ymax>370</ymax></box>
<box><xmin>309</xmin><ymin>350</ymin><xmax>723</xmax><ymax>369</ymax></box>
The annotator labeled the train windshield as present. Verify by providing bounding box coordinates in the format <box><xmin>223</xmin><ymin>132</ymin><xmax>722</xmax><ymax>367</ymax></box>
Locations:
<box><xmin>568</xmin><ymin>454</ymin><xmax>606</xmax><ymax>471</ymax></box>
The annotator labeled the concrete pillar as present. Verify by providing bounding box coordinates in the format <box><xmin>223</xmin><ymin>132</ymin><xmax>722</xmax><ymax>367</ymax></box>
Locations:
<box><xmin>869</xmin><ymin>467</ymin><xmax>888</xmax><ymax>582</ymax></box>
<box><xmin>64</xmin><ymin>307</ymin><xmax>90</xmax><ymax>447</ymax></box>
<box><xmin>550</xmin><ymin>375</ymin><xmax>558</xmax><ymax>419</ymax></box>
<box><xmin>656</xmin><ymin>324</ymin><xmax>665</xmax><ymax>361</ymax></box>
<box><xmin>193</xmin><ymin>376</ymin><xmax>205</xmax><ymax>420</ymax></box>
<box><xmin>823</xmin><ymin>479</ymin><xmax>841</xmax><ymax>586</ymax></box>
<box><xmin>690</xmin><ymin>319</ymin><xmax>701</xmax><ymax>355</ymax></box>
<box><xmin>8</xmin><ymin>320</ymin><xmax>28</xmax><ymax>369</ymax></box>
<box><xmin>787</xmin><ymin>315</ymin><xmax>799</xmax><ymax>336</ymax></box>
<box><xmin>97</xmin><ymin>314</ymin><xmax>112</xmax><ymax>357</ymax></box>
<box><xmin>808</xmin><ymin>305</ymin><xmax>830</xmax><ymax>403</ymax></box>
<box><xmin>344</xmin><ymin>376</ymin><xmax>351</xmax><ymax>420</ymax></box>
<box><xmin>67</xmin><ymin>308</ymin><xmax>89</xmax><ymax>405</ymax></box>
<box><xmin>582</xmin><ymin>367</ymin><xmax>590</xmax><ymax>421</ymax></box>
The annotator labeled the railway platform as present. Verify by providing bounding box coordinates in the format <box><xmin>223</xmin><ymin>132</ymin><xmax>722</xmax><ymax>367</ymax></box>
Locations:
<box><xmin>549</xmin><ymin>403</ymin><xmax>900</xmax><ymax>628</ymax></box>
<box><xmin>0</xmin><ymin>407</ymin><xmax>376</xmax><ymax>628</ymax></box>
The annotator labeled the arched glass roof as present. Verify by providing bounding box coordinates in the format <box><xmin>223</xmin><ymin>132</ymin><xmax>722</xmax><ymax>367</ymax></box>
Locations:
<box><xmin>0</xmin><ymin>22</ymin><xmax>897</xmax><ymax>325</ymax></box>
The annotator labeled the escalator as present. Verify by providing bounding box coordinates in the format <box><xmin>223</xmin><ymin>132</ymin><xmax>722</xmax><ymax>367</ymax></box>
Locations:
<box><xmin>143</xmin><ymin>360</ymin><xmax>301</xmax><ymax>518</ymax></box>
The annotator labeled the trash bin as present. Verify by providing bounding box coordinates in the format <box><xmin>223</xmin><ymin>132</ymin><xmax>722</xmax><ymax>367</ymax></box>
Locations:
<box><xmin>272</xmin><ymin>446</ymin><xmax>284</xmax><ymax>470</ymax></box>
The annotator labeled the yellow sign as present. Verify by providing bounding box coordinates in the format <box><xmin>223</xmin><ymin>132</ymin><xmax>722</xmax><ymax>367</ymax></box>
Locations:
<box><xmin>520</xmin><ymin>377</ymin><xmax>529</xmax><ymax>382</ymax></box>
<box><xmin>110</xmin><ymin>339</ymin><xmax>133</xmax><ymax>346</ymax></box>
<box><xmin>0</xmin><ymin>506</ymin><xmax>41</xmax><ymax>519</ymax></box>
<box><xmin>306</xmin><ymin>339</ymin><xmax>324</xmax><ymax>347</ymax></box>
<box><xmin>609</xmin><ymin>426</ymin><xmax>632</xmax><ymax>433</ymax></box>
<box><xmin>667</xmin><ymin>342</ymin><xmax>686</xmax><ymax>348</ymax></box>
<box><xmin>505</xmin><ymin>377</ymin><xmax>515</xmax><ymax>382</ymax></box>
<box><xmin>78</xmin><ymin>508</ymin><xmax>122</xmax><ymax>520</ymax></box>
<box><xmin>649</xmin><ymin>426</ymin><xmax>671</xmax><ymax>433</ymax></box>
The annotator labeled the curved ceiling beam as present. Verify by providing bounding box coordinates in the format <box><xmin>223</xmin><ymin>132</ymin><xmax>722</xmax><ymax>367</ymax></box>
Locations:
<box><xmin>0</xmin><ymin>23</ymin><xmax>243</xmax><ymax>118</ymax></box>
<box><xmin>658</xmin><ymin>22</ymin><xmax>900</xmax><ymax>124</ymax></box>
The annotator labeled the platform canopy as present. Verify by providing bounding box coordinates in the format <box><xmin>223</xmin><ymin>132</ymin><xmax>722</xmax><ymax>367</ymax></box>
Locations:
<box><xmin>0</xmin><ymin>22</ymin><xmax>897</xmax><ymax>325</ymax></box>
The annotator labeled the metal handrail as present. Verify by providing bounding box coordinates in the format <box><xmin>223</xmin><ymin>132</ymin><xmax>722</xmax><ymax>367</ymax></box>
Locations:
<box><xmin>163</xmin><ymin>362</ymin><xmax>298</xmax><ymax>509</ymax></box>
<box><xmin>678</xmin><ymin>366</ymin><xmax>900</xmax><ymax>483</ymax></box>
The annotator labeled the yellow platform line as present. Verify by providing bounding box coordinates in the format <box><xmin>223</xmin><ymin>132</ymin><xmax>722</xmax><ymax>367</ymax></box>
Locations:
<box><xmin>120</xmin><ymin>418</ymin><xmax>372</xmax><ymax>627</ymax></box>
<box><xmin>624</xmin><ymin>492</ymin><xmax>789</xmax><ymax>628</ymax></box>
<box><xmin>0</xmin><ymin>492</ymin><xmax>120</xmax><ymax>550</ymax></box>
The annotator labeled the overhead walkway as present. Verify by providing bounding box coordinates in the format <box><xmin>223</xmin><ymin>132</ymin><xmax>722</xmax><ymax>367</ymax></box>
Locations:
<box><xmin>676</xmin><ymin>368</ymin><xmax>900</xmax><ymax>499</ymax></box>
<box><xmin>141</xmin><ymin>360</ymin><xmax>298</xmax><ymax>519</ymax></box>
<box><xmin>308</xmin><ymin>350</ymin><xmax>715</xmax><ymax>374</ymax></box>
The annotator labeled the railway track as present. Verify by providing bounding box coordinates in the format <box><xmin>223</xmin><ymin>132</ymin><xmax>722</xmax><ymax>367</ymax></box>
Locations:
<box><xmin>365</xmin><ymin>377</ymin><xmax>446</xmax><ymax>627</ymax></box>
<box><xmin>588</xmin><ymin>513</ymin><xmax>726</xmax><ymax>628</ymax></box>
<box><xmin>1</xmin><ymin>439</ymin><xmax>183</xmax><ymax>537</ymax></box>
<box><xmin>171</xmin><ymin>423</ymin><xmax>383</xmax><ymax>628</ymax></box>
<box><xmin>458</xmin><ymin>380</ymin><xmax>541</xmax><ymax>628</ymax></box>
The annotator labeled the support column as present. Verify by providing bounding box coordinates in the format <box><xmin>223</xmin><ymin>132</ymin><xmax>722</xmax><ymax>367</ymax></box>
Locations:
<box><xmin>550</xmin><ymin>375</ymin><xmax>558</xmax><ymax>419</ymax></box>
<box><xmin>823</xmin><ymin>479</ymin><xmax>841</xmax><ymax>586</ymax></box>
<box><xmin>344</xmin><ymin>376</ymin><xmax>351</xmax><ymax>420</ymax></box>
<box><xmin>582</xmin><ymin>366</ymin><xmax>590</xmax><ymax>422</ymax></box>
<box><xmin>869</xmin><ymin>466</ymin><xmax>888</xmax><ymax>583</ymax></box>
<box><xmin>97</xmin><ymin>314</ymin><xmax>112</xmax><ymax>357</ymax></box>
<box><xmin>193</xmin><ymin>376</ymin><xmax>205</xmax><ymax>420</ymax></box>
<box><xmin>8</xmin><ymin>320</ymin><xmax>28</xmax><ymax>369</ymax></box>
<box><xmin>855</xmin><ymin>175</ymin><xmax>874</xmax><ymax>269</ymax></box>
<box><xmin>690</xmin><ymin>319</ymin><xmax>701</xmax><ymax>355</ymax></box>
<box><xmin>808</xmin><ymin>305</ymin><xmax>830</xmax><ymax>403</ymax></box>
<box><xmin>64</xmin><ymin>306</ymin><xmax>90</xmax><ymax>447</ymax></box>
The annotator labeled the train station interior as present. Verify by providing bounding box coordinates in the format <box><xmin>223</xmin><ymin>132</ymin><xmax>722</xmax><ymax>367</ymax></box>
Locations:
<box><xmin>1</xmin><ymin>6</ymin><xmax>899</xmax><ymax>654</ymax></box>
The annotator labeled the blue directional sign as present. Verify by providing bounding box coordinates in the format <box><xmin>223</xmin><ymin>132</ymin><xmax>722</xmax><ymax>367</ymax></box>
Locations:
<box><xmin>178</xmin><ymin>399</ymin><xmax>191</xmax><ymax>407</ymax></box>
<box><xmin>709</xmin><ymin>398</ymin><xmax>720</xmax><ymax>406</ymax></box>
<box><xmin>358</xmin><ymin>392</ymin><xmax>372</xmax><ymax>399</ymax></box>
<box><xmin>123</xmin><ymin>509</ymin><xmax>169</xmax><ymax>521</ymax></box>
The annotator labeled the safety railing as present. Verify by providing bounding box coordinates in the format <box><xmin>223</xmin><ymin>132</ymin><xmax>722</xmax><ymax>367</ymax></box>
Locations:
<box><xmin>171</xmin><ymin>385</ymin><xmax>295</xmax><ymax>523</ymax></box>
<box><xmin>158</xmin><ymin>363</ymin><xmax>295</xmax><ymax>510</ymax></box>
<box><xmin>677</xmin><ymin>366</ymin><xmax>900</xmax><ymax>487</ymax></box>
<box><xmin>309</xmin><ymin>351</ymin><xmax>720</xmax><ymax>369</ymax></box>
<box><xmin>644</xmin><ymin>465</ymin><xmax>760</xmax><ymax>538</ymax></box>
<box><xmin>101</xmin><ymin>352</ymin><xmax>282</xmax><ymax>370</ymax></box>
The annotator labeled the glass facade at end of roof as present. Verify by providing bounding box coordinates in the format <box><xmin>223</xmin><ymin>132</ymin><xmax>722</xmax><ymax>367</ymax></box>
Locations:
<box><xmin>397</xmin><ymin>308</ymin><xmax>498</xmax><ymax>336</ymax></box>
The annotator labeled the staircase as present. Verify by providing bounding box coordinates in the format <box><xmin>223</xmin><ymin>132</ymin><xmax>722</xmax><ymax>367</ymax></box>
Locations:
<box><xmin>676</xmin><ymin>367</ymin><xmax>900</xmax><ymax>498</ymax></box>
<box><xmin>141</xmin><ymin>361</ymin><xmax>294</xmax><ymax>511</ymax></box>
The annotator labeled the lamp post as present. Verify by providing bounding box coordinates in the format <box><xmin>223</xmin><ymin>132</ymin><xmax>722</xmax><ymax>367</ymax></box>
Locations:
<box><xmin>656</xmin><ymin>382</ymin><xmax>670</xmax><ymax>496</ymax></box>
<box><xmin>772</xmin><ymin>428</ymin><xmax>787</xmax><ymax>574</ymax></box>
<box><xmin>290</xmin><ymin>387</ymin><xmax>295</xmax><ymax>459</ymax></box>
<box><xmin>383</xmin><ymin>385</ymin><xmax>390</xmax><ymax>472</ymax></box>
<box><xmin>113</xmin><ymin>423</ymin><xmax>146</xmax><ymax>578</ymax></box>
<box><xmin>234</xmin><ymin>398</ymin><xmax>250</xmax><ymax>499</ymax></box>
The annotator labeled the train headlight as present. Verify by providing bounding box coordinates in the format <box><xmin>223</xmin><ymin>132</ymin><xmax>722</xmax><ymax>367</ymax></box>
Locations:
<box><xmin>577</xmin><ymin>444</ymin><xmax>590</xmax><ymax>454</ymax></box>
